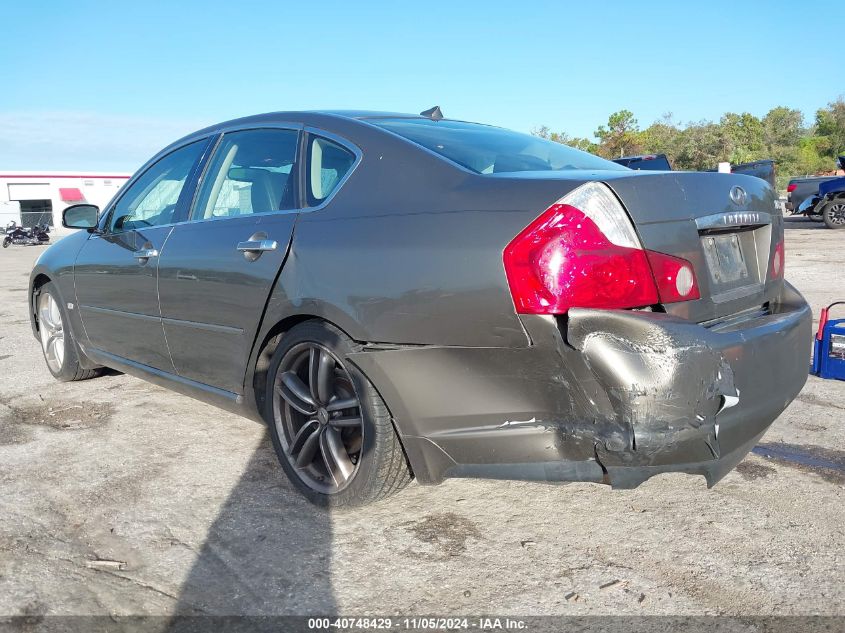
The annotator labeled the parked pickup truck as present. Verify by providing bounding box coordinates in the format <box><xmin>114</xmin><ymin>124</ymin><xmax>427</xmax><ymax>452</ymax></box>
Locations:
<box><xmin>786</xmin><ymin>156</ymin><xmax>845</xmax><ymax>215</ymax></box>
<box><xmin>787</xmin><ymin>177</ymin><xmax>841</xmax><ymax>214</ymax></box>
<box><xmin>613</xmin><ymin>154</ymin><xmax>673</xmax><ymax>171</ymax></box>
<box><xmin>613</xmin><ymin>155</ymin><xmax>776</xmax><ymax>189</ymax></box>
<box><xmin>722</xmin><ymin>159</ymin><xmax>776</xmax><ymax>191</ymax></box>
<box><xmin>791</xmin><ymin>175</ymin><xmax>845</xmax><ymax>228</ymax></box>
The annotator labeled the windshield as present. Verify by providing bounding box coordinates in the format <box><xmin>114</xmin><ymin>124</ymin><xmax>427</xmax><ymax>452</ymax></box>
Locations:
<box><xmin>369</xmin><ymin>118</ymin><xmax>626</xmax><ymax>175</ymax></box>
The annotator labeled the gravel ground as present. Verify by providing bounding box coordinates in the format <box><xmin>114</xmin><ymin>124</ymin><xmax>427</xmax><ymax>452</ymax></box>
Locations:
<box><xmin>0</xmin><ymin>217</ymin><xmax>843</xmax><ymax>619</ymax></box>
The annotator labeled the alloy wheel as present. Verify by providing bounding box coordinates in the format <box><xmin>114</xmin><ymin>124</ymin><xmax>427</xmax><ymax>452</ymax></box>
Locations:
<box><xmin>827</xmin><ymin>203</ymin><xmax>845</xmax><ymax>226</ymax></box>
<box><xmin>272</xmin><ymin>342</ymin><xmax>364</xmax><ymax>494</ymax></box>
<box><xmin>38</xmin><ymin>292</ymin><xmax>65</xmax><ymax>373</ymax></box>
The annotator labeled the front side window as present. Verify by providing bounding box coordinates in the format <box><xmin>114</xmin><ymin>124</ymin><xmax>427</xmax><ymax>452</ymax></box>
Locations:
<box><xmin>193</xmin><ymin>129</ymin><xmax>298</xmax><ymax>220</ymax></box>
<box><xmin>109</xmin><ymin>140</ymin><xmax>206</xmax><ymax>232</ymax></box>
<box><xmin>369</xmin><ymin>118</ymin><xmax>627</xmax><ymax>174</ymax></box>
<box><xmin>307</xmin><ymin>136</ymin><xmax>356</xmax><ymax>206</ymax></box>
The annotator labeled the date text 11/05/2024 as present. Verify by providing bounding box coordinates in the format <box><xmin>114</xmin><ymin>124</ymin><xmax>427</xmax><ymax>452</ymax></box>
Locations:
<box><xmin>307</xmin><ymin>617</ymin><xmax>528</xmax><ymax>630</ymax></box>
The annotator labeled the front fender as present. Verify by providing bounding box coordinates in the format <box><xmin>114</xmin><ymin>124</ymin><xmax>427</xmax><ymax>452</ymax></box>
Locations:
<box><xmin>28</xmin><ymin>231</ymin><xmax>90</xmax><ymax>341</ymax></box>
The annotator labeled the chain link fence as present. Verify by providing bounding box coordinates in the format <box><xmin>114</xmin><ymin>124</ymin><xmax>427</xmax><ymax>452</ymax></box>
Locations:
<box><xmin>19</xmin><ymin>200</ymin><xmax>53</xmax><ymax>228</ymax></box>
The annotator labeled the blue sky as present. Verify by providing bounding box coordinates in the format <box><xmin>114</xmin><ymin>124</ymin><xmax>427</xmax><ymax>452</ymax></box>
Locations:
<box><xmin>1</xmin><ymin>0</ymin><xmax>842</xmax><ymax>172</ymax></box>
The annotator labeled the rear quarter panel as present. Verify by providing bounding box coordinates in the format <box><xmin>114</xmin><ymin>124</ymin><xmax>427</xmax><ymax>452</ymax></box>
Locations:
<box><xmin>257</xmin><ymin>118</ymin><xmax>589</xmax><ymax>348</ymax></box>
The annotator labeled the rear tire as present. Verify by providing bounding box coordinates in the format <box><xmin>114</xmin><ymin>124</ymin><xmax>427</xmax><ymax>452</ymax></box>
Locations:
<box><xmin>265</xmin><ymin>320</ymin><xmax>411</xmax><ymax>507</ymax></box>
<box><xmin>36</xmin><ymin>282</ymin><xmax>100</xmax><ymax>381</ymax></box>
<box><xmin>823</xmin><ymin>201</ymin><xmax>845</xmax><ymax>229</ymax></box>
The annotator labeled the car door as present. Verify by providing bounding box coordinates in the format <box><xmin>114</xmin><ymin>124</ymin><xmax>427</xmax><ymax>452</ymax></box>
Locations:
<box><xmin>73</xmin><ymin>139</ymin><xmax>210</xmax><ymax>370</ymax></box>
<box><xmin>157</xmin><ymin>126</ymin><xmax>315</xmax><ymax>393</ymax></box>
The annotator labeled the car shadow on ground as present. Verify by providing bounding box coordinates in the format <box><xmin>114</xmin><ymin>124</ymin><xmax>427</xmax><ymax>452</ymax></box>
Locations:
<box><xmin>167</xmin><ymin>431</ymin><xmax>335</xmax><ymax>628</ymax></box>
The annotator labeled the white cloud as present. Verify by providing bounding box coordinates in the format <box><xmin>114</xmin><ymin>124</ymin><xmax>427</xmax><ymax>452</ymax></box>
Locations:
<box><xmin>0</xmin><ymin>110</ymin><xmax>212</xmax><ymax>173</ymax></box>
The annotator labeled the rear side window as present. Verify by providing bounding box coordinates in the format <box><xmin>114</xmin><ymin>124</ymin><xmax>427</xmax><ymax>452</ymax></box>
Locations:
<box><xmin>369</xmin><ymin>118</ymin><xmax>625</xmax><ymax>175</ymax></box>
<box><xmin>193</xmin><ymin>129</ymin><xmax>298</xmax><ymax>220</ymax></box>
<box><xmin>307</xmin><ymin>136</ymin><xmax>356</xmax><ymax>206</ymax></box>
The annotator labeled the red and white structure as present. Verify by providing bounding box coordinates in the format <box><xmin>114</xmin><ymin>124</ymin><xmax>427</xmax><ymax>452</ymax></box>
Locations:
<box><xmin>0</xmin><ymin>171</ymin><xmax>131</xmax><ymax>231</ymax></box>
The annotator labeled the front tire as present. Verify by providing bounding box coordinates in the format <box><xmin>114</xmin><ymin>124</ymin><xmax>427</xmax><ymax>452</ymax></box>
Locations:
<box><xmin>36</xmin><ymin>282</ymin><xmax>100</xmax><ymax>381</ymax></box>
<box><xmin>2</xmin><ymin>237</ymin><xmax>10</xmax><ymax>248</ymax></box>
<box><xmin>265</xmin><ymin>320</ymin><xmax>411</xmax><ymax>507</ymax></box>
<box><xmin>823</xmin><ymin>201</ymin><xmax>845</xmax><ymax>229</ymax></box>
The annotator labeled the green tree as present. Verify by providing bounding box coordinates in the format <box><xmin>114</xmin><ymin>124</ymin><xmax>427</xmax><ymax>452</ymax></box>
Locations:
<box><xmin>815</xmin><ymin>97</ymin><xmax>845</xmax><ymax>158</ymax></box>
<box><xmin>761</xmin><ymin>107</ymin><xmax>805</xmax><ymax>187</ymax></box>
<box><xmin>531</xmin><ymin>97</ymin><xmax>844</xmax><ymax>190</ymax></box>
<box><xmin>762</xmin><ymin>106</ymin><xmax>804</xmax><ymax>150</ymax></box>
<box><xmin>595</xmin><ymin>110</ymin><xmax>640</xmax><ymax>158</ymax></box>
<box><xmin>567</xmin><ymin>137</ymin><xmax>599</xmax><ymax>153</ymax></box>
<box><xmin>531</xmin><ymin>126</ymin><xmax>598</xmax><ymax>153</ymax></box>
<box><xmin>639</xmin><ymin>113</ymin><xmax>681</xmax><ymax>158</ymax></box>
<box><xmin>720</xmin><ymin>112</ymin><xmax>764</xmax><ymax>164</ymax></box>
<box><xmin>672</xmin><ymin>121</ymin><xmax>726</xmax><ymax>171</ymax></box>
<box><xmin>795</xmin><ymin>136</ymin><xmax>830</xmax><ymax>175</ymax></box>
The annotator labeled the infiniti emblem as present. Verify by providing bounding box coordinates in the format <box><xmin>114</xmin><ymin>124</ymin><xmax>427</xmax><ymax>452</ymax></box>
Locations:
<box><xmin>729</xmin><ymin>185</ymin><xmax>747</xmax><ymax>206</ymax></box>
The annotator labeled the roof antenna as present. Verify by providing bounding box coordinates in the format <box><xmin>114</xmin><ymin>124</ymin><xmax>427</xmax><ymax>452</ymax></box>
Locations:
<box><xmin>420</xmin><ymin>105</ymin><xmax>444</xmax><ymax>121</ymax></box>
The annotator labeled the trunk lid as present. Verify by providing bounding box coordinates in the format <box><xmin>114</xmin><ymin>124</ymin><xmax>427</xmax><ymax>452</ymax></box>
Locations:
<box><xmin>603</xmin><ymin>171</ymin><xmax>782</xmax><ymax>324</ymax></box>
<box><xmin>486</xmin><ymin>169</ymin><xmax>782</xmax><ymax>324</ymax></box>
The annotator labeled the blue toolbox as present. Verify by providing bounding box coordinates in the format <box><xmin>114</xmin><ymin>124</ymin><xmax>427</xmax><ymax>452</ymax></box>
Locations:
<box><xmin>811</xmin><ymin>302</ymin><xmax>845</xmax><ymax>381</ymax></box>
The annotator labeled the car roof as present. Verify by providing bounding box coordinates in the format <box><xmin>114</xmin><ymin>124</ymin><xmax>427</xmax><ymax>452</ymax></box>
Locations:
<box><xmin>167</xmin><ymin>110</ymin><xmax>428</xmax><ymax>145</ymax></box>
<box><xmin>209</xmin><ymin>110</ymin><xmax>428</xmax><ymax>130</ymax></box>
<box><xmin>160</xmin><ymin>110</ymin><xmax>454</xmax><ymax>158</ymax></box>
<box><xmin>309</xmin><ymin>110</ymin><xmax>426</xmax><ymax>120</ymax></box>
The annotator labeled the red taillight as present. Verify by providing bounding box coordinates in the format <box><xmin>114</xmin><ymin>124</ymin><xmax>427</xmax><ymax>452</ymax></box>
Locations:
<box><xmin>503</xmin><ymin>204</ymin><xmax>658</xmax><ymax>314</ymax></box>
<box><xmin>503</xmin><ymin>185</ymin><xmax>699</xmax><ymax>314</ymax></box>
<box><xmin>770</xmin><ymin>239</ymin><xmax>785</xmax><ymax>279</ymax></box>
<box><xmin>786</xmin><ymin>183</ymin><xmax>797</xmax><ymax>193</ymax></box>
<box><xmin>646</xmin><ymin>250</ymin><xmax>701</xmax><ymax>303</ymax></box>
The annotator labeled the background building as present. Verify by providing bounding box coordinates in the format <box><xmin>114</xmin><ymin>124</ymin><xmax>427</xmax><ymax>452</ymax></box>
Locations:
<box><xmin>0</xmin><ymin>172</ymin><xmax>131</xmax><ymax>230</ymax></box>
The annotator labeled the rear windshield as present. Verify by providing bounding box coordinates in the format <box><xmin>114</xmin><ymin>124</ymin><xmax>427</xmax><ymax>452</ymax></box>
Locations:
<box><xmin>369</xmin><ymin>118</ymin><xmax>626</xmax><ymax>175</ymax></box>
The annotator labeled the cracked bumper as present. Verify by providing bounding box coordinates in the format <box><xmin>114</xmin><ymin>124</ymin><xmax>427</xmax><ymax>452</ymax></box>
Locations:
<box><xmin>348</xmin><ymin>282</ymin><xmax>812</xmax><ymax>488</ymax></box>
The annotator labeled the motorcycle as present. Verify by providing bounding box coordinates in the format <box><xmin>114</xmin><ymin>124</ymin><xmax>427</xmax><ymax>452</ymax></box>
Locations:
<box><xmin>3</xmin><ymin>221</ymin><xmax>51</xmax><ymax>248</ymax></box>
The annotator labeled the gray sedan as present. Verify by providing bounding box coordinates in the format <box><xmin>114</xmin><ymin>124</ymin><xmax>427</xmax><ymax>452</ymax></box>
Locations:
<box><xmin>29</xmin><ymin>110</ymin><xmax>811</xmax><ymax>506</ymax></box>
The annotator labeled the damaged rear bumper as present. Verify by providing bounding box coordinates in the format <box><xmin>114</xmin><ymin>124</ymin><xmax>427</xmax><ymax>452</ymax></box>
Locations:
<box><xmin>348</xmin><ymin>282</ymin><xmax>812</xmax><ymax>488</ymax></box>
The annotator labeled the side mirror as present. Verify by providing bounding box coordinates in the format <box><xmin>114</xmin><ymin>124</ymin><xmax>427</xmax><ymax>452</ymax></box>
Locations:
<box><xmin>62</xmin><ymin>204</ymin><xmax>100</xmax><ymax>230</ymax></box>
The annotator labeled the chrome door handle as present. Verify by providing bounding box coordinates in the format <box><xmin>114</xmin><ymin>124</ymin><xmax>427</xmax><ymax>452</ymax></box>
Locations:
<box><xmin>133</xmin><ymin>248</ymin><xmax>158</xmax><ymax>259</ymax></box>
<box><xmin>237</xmin><ymin>239</ymin><xmax>277</xmax><ymax>252</ymax></box>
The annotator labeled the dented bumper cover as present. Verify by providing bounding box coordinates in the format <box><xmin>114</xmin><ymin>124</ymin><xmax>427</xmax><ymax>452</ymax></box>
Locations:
<box><xmin>348</xmin><ymin>282</ymin><xmax>812</xmax><ymax>488</ymax></box>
